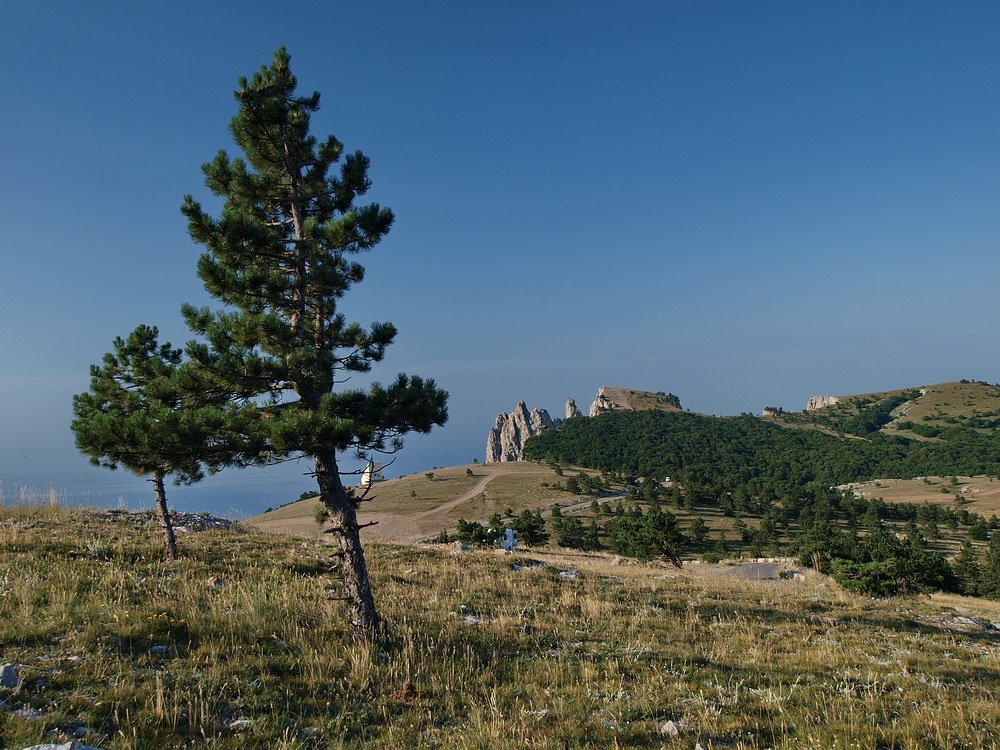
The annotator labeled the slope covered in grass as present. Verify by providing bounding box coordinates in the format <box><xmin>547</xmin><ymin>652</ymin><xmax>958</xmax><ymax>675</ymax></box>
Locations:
<box><xmin>251</xmin><ymin>462</ymin><xmax>603</xmax><ymax>543</ymax></box>
<box><xmin>1</xmin><ymin>505</ymin><xmax>999</xmax><ymax>749</ymax></box>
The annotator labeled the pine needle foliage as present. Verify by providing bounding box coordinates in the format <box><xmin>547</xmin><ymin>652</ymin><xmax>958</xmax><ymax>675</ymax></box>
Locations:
<box><xmin>71</xmin><ymin>325</ymin><xmax>228</xmax><ymax>559</ymax></box>
<box><xmin>179</xmin><ymin>48</ymin><xmax>447</xmax><ymax>628</ymax></box>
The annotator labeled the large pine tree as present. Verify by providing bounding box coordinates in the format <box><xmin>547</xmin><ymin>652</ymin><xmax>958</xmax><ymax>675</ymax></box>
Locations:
<box><xmin>181</xmin><ymin>48</ymin><xmax>448</xmax><ymax>629</ymax></box>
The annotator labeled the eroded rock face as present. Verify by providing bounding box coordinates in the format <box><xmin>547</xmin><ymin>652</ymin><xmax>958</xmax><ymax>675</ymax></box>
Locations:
<box><xmin>485</xmin><ymin>402</ymin><xmax>555</xmax><ymax>462</ymax></box>
<box><xmin>565</xmin><ymin>398</ymin><xmax>582</xmax><ymax>419</ymax></box>
<box><xmin>588</xmin><ymin>386</ymin><xmax>682</xmax><ymax>416</ymax></box>
<box><xmin>806</xmin><ymin>395</ymin><xmax>842</xmax><ymax>411</ymax></box>
<box><xmin>589</xmin><ymin>388</ymin><xmax>612</xmax><ymax>417</ymax></box>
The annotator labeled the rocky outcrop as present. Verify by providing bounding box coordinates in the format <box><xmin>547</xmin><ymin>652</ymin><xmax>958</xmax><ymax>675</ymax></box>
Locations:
<box><xmin>588</xmin><ymin>386</ymin><xmax>681</xmax><ymax>416</ymax></box>
<box><xmin>589</xmin><ymin>388</ymin><xmax>615</xmax><ymax>417</ymax></box>
<box><xmin>565</xmin><ymin>398</ymin><xmax>582</xmax><ymax>419</ymax></box>
<box><xmin>485</xmin><ymin>402</ymin><xmax>555</xmax><ymax>462</ymax></box>
<box><xmin>806</xmin><ymin>395</ymin><xmax>842</xmax><ymax>412</ymax></box>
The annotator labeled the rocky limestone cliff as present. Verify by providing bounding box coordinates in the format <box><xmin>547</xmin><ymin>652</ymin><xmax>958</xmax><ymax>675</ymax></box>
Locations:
<box><xmin>589</xmin><ymin>386</ymin><xmax>682</xmax><ymax>417</ymax></box>
<box><xmin>806</xmin><ymin>395</ymin><xmax>843</xmax><ymax>412</ymax></box>
<box><xmin>485</xmin><ymin>402</ymin><xmax>555</xmax><ymax>462</ymax></box>
<box><xmin>565</xmin><ymin>398</ymin><xmax>582</xmax><ymax>419</ymax></box>
<box><xmin>589</xmin><ymin>388</ymin><xmax>614</xmax><ymax>417</ymax></box>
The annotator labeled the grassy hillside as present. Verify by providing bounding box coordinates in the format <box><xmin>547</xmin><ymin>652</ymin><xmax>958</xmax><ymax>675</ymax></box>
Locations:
<box><xmin>766</xmin><ymin>380</ymin><xmax>1000</xmax><ymax>441</ymax></box>
<box><xmin>763</xmin><ymin>386</ymin><xmax>921</xmax><ymax>436</ymax></box>
<box><xmin>840</xmin><ymin>474</ymin><xmax>1000</xmax><ymax>518</ymax></box>
<box><xmin>251</xmin><ymin>462</ymin><xmax>605</xmax><ymax>543</ymax></box>
<box><xmin>2</xmin><ymin>505</ymin><xmax>999</xmax><ymax>749</ymax></box>
<box><xmin>887</xmin><ymin>380</ymin><xmax>1000</xmax><ymax>438</ymax></box>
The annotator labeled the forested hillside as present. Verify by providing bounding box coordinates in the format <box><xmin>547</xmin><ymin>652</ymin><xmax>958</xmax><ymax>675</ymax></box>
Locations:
<box><xmin>523</xmin><ymin>409</ymin><xmax>1000</xmax><ymax>497</ymax></box>
<box><xmin>523</xmin><ymin>408</ymin><xmax>1000</xmax><ymax>597</ymax></box>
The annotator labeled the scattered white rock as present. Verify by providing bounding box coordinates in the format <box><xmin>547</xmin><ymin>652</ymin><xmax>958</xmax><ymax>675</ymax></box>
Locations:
<box><xmin>557</xmin><ymin>570</ymin><xmax>578</xmax><ymax>580</ymax></box>
<box><xmin>947</xmin><ymin>616</ymin><xmax>999</xmax><ymax>631</ymax></box>
<box><xmin>523</xmin><ymin>708</ymin><xmax>549</xmax><ymax>719</ymax></box>
<box><xmin>600</xmin><ymin>719</ymin><xmax>619</xmax><ymax>730</ymax></box>
<box><xmin>511</xmin><ymin>561</ymin><xmax>543</xmax><ymax>572</ymax></box>
<box><xmin>12</xmin><ymin>706</ymin><xmax>43</xmax><ymax>720</ymax></box>
<box><xmin>94</xmin><ymin>509</ymin><xmax>239</xmax><ymax>532</ymax></box>
<box><xmin>21</xmin><ymin>743</ymin><xmax>106</xmax><ymax>750</ymax></box>
<box><xmin>463</xmin><ymin>615</ymin><xmax>483</xmax><ymax>625</ymax></box>
<box><xmin>228</xmin><ymin>718</ymin><xmax>253</xmax><ymax>731</ymax></box>
<box><xmin>0</xmin><ymin>663</ymin><xmax>21</xmax><ymax>689</ymax></box>
<box><xmin>659</xmin><ymin>719</ymin><xmax>681</xmax><ymax>736</ymax></box>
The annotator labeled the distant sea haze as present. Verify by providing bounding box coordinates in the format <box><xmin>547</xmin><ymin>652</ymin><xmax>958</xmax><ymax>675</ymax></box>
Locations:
<box><xmin>0</xmin><ymin>464</ymin><xmax>314</xmax><ymax>519</ymax></box>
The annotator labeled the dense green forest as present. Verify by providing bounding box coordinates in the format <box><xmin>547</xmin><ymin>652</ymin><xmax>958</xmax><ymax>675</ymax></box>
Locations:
<box><xmin>524</xmin><ymin>409</ymin><xmax>1000</xmax><ymax>494</ymax></box>
<box><xmin>520</xmin><ymin>409</ymin><xmax>1000</xmax><ymax>597</ymax></box>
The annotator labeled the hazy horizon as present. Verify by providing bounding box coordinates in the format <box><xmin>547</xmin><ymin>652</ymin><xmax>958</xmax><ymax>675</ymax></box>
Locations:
<box><xmin>4</xmin><ymin>2</ymin><xmax>1000</xmax><ymax>517</ymax></box>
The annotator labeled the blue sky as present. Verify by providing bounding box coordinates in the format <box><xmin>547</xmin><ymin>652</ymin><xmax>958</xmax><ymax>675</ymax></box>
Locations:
<box><xmin>2</xmin><ymin>2</ymin><xmax>999</xmax><ymax>516</ymax></box>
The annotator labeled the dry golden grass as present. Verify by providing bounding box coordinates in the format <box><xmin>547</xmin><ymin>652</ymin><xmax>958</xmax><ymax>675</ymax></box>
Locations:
<box><xmin>895</xmin><ymin>380</ymin><xmax>1000</xmax><ymax>423</ymax></box>
<box><xmin>595</xmin><ymin>387</ymin><xmax>683</xmax><ymax>412</ymax></box>
<box><xmin>841</xmin><ymin>475</ymin><xmax>1000</xmax><ymax>518</ymax></box>
<box><xmin>249</xmin><ymin>462</ymin><xmax>604</xmax><ymax>543</ymax></box>
<box><xmin>1</xmin><ymin>505</ymin><xmax>998</xmax><ymax>749</ymax></box>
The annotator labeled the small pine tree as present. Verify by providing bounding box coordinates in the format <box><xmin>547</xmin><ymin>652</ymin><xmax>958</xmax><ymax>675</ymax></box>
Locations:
<box><xmin>969</xmin><ymin>521</ymin><xmax>989</xmax><ymax>541</ymax></box>
<box><xmin>72</xmin><ymin>325</ymin><xmax>229</xmax><ymax>560</ymax></box>
<box><xmin>952</xmin><ymin>539</ymin><xmax>981</xmax><ymax>596</ymax></box>
<box><xmin>582</xmin><ymin>519</ymin><xmax>602</xmax><ymax>550</ymax></box>
<box><xmin>980</xmin><ymin>534</ymin><xmax>1000</xmax><ymax>600</ymax></box>
<box><xmin>690</xmin><ymin>516</ymin><xmax>709</xmax><ymax>546</ymax></box>
<box><xmin>511</xmin><ymin>509</ymin><xmax>549</xmax><ymax>546</ymax></box>
<box><xmin>555</xmin><ymin>516</ymin><xmax>585</xmax><ymax>548</ymax></box>
<box><xmin>714</xmin><ymin>529</ymin><xmax>728</xmax><ymax>554</ymax></box>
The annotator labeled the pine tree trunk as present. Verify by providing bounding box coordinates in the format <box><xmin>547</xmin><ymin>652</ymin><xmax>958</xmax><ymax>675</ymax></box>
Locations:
<box><xmin>152</xmin><ymin>471</ymin><xmax>179</xmax><ymax>561</ymax></box>
<box><xmin>315</xmin><ymin>451</ymin><xmax>380</xmax><ymax>630</ymax></box>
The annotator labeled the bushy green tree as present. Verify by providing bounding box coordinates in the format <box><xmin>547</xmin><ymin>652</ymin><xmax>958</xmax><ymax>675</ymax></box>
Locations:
<box><xmin>689</xmin><ymin>516</ymin><xmax>709</xmax><ymax>546</ymax></box>
<box><xmin>553</xmin><ymin>516</ymin><xmax>585</xmax><ymax>548</ymax></box>
<box><xmin>511</xmin><ymin>509</ymin><xmax>548</xmax><ymax>546</ymax></box>
<box><xmin>794</xmin><ymin>517</ymin><xmax>858</xmax><ymax>573</ymax></box>
<box><xmin>455</xmin><ymin>519</ymin><xmax>498</xmax><ymax>547</ymax></box>
<box><xmin>980</xmin><ymin>534</ymin><xmax>1000</xmax><ymax>599</ymax></box>
<box><xmin>969</xmin><ymin>521</ymin><xmax>989</xmax><ymax>541</ymax></box>
<box><xmin>180</xmin><ymin>49</ymin><xmax>447</xmax><ymax>628</ymax></box>
<box><xmin>952</xmin><ymin>539</ymin><xmax>981</xmax><ymax>596</ymax></box>
<box><xmin>582</xmin><ymin>519</ymin><xmax>602</xmax><ymax>551</ymax></box>
<box><xmin>833</xmin><ymin>522</ymin><xmax>954</xmax><ymax>596</ymax></box>
<box><xmin>72</xmin><ymin>325</ymin><xmax>229</xmax><ymax>560</ymax></box>
<box><xmin>635</xmin><ymin>508</ymin><xmax>685</xmax><ymax>566</ymax></box>
<box><xmin>606</xmin><ymin>507</ymin><xmax>684</xmax><ymax>565</ymax></box>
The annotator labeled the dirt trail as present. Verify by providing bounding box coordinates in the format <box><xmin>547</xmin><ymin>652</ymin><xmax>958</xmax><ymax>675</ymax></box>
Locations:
<box><xmin>251</xmin><ymin>462</ymin><xmax>606</xmax><ymax>544</ymax></box>
<box><xmin>410</xmin><ymin>468</ymin><xmax>502</xmax><ymax>519</ymax></box>
<box><xmin>356</xmin><ymin>465</ymin><xmax>521</xmax><ymax>542</ymax></box>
